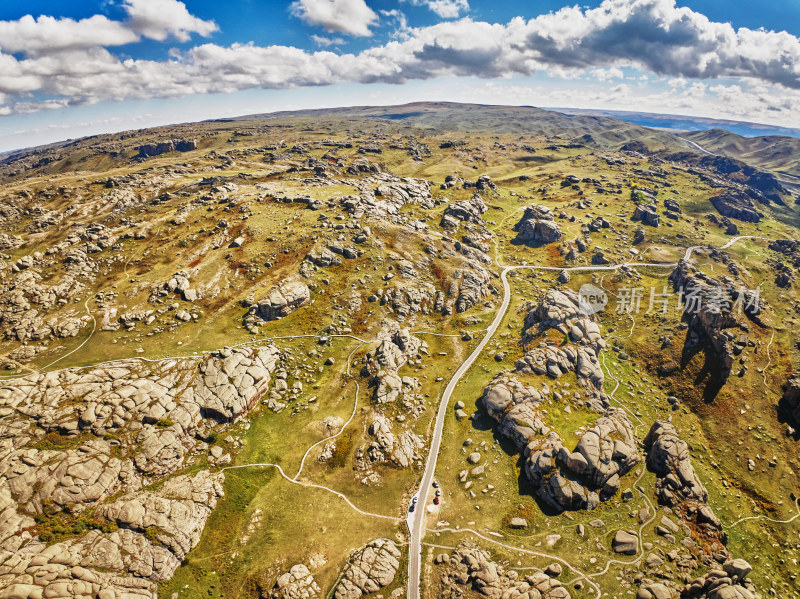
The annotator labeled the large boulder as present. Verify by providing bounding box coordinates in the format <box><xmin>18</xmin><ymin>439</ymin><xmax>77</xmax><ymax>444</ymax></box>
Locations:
<box><xmin>266</xmin><ymin>563</ymin><xmax>322</xmax><ymax>598</ymax></box>
<box><xmin>633</xmin><ymin>204</ymin><xmax>660</xmax><ymax>227</ymax></box>
<box><xmin>440</xmin><ymin>193</ymin><xmax>487</xmax><ymax>227</ymax></box>
<box><xmin>333</xmin><ymin>539</ymin><xmax>401</xmax><ymax>599</ymax></box>
<box><xmin>643</xmin><ymin>421</ymin><xmax>708</xmax><ymax>505</ymax></box>
<box><xmin>514</xmin><ymin>205</ymin><xmax>562</xmax><ymax>244</ymax></box>
<box><xmin>253</xmin><ymin>279</ymin><xmax>310</xmax><ymax>321</ymax></box>
<box><xmin>780</xmin><ymin>375</ymin><xmax>800</xmax><ymax>428</ymax></box>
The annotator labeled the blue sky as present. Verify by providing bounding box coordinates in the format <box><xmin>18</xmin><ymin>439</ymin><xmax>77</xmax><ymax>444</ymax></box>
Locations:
<box><xmin>1</xmin><ymin>0</ymin><xmax>800</xmax><ymax>151</ymax></box>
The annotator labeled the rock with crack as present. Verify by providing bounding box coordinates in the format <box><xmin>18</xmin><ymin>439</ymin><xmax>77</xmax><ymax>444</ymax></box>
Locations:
<box><xmin>633</xmin><ymin>204</ymin><xmax>660</xmax><ymax>227</ymax></box>
<box><xmin>436</xmin><ymin>543</ymin><xmax>571</xmax><ymax>599</ymax></box>
<box><xmin>515</xmin><ymin>342</ymin><xmax>605</xmax><ymax>389</ymax></box>
<box><xmin>440</xmin><ymin>193</ymin><xmax>487</xmax><ymax>228</ymax></box>
<box><xmin>524</xmin><ymin>409</ymin><xmax>640</xmax><ymax>512</ymax></box>
<box><xmin>0</xmin><ymin>345</ymin><xmax>279</xmax><ymax>482</ymax></box>
<box><xmin>644</xmin><ymin>421</ymin><xmax>708</xmax><ymax>506</ymax></box>
<box><xmin>637</xmin><ymin>582</ymin><xmax>678</xmax><ymax>598</ymax></box>
<box><xmin>643</xmin><ymin>421</ymin><xmax>726</xmax><ymax>545</ymax></box>
<box><xmin>447</xmin><ymin>264</ymin><xmax>493</xmax><ymax>314</ymax></box>
<box><xmin>333</xmin><ymin>539</ymin><xmax>401</xmax><ymax>599</ymax></box>
<box><xmin>193</xmin><ymin>345</ymin><xmax>281</xmax><ymax>422</ymax></box>
<box><xmin>366</xmin><ymin>415</ymin><xmax>423</xmax><ymax>468</ymax></box>
<box><xmin>362</xmin><ymin>325</ymin><xmax>424</xmax><ymax>404</ymax></box>
<box><xmin>249</xmin><ymin>278</ymin><xmax>310</xmax><ymax>323</ymax></box>
<box><xmin>514</xmin><ymin>205</ymin><xmax>562</xmax><ymax>244</ymax></box>
<box><xmin>96</xmin><ymin>470</ymin><xmax>223</xmax><ymax>565</ymax></box>
<box><xmin>265</xmin><ymin>564</ymin><xmax>321</xmax><ymax>598</ymax></box>
<box><xmin>0</xmin><ymin>233</ymin><xmax>21</xmax><ymax>250</ymax></box>
<box><xmin>524</xmin><ymin>289</ymin><xmax>589</xmax><ymax>333</ymax></box>
<box><xmin>480</xmin><ymin>375</ymin><xmax>551</xmax><ymax>449</ymax></box>
<box><xmin>1</xmin><ymin>438</ymin><xmax>141</xmax><ymax>514</ymax></box>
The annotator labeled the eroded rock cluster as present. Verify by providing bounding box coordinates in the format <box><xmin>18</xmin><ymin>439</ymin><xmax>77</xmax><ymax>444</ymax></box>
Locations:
<box><xmin>0</xmin><ymin>344</ymin><xmax>281</xmax><ymax>598</ymax></box>
<box><xmin>333</xmin><ymin>539</ymin><xmax>401</xmax><ymax>599</ymax></box>
<box><xmin>435</xmin><ymin>544</ymin><xmax>570</xmax><ymax>599</ymax></box>
<box><xmin>668</xmin><ymin>260</ymin><xmax>765</xmax><ymax>383</ymax></box>
<box><xmin>514</xmin><ymin>205</ymin><xmax>562</xmax><ymax>244</ymax></box>
<box><xmin>480</xmin><ymin>288</ymin><xmax>640</xmax><ymax>512</ymax></box>
<box><xmin>644</xmin><ymin>421</ymin><xmax>726</xmax><ymax>546</ymax></box>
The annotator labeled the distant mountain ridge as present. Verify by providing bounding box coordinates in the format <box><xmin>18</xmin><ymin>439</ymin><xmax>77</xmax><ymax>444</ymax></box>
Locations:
<box><xmin>548</xmin><ymin>107</ymin><xmax>800</xmax><ymax>139</ymax></box>
<box><xmin>3</xmin><ymin>101</ymin><xmax>800</xmax><ymax>181</ymax></box>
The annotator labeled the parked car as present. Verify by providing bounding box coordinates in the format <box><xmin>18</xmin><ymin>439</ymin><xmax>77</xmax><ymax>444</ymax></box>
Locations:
<box><xmin>433</xmin><ymin>496</ymin><xmax>440</xmax><ymax>505</ymax></box>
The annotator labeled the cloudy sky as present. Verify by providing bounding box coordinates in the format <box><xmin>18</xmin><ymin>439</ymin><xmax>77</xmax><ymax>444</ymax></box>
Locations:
<box><xmin>1</xmin><ymin>0</ymin><xmax>800</xmax><ymax>151</ymax></box>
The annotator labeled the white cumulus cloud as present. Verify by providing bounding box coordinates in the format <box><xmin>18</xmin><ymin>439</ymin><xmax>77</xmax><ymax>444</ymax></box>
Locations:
<box><xmin>402</xmin><ymin>0</ymin><xmax>469</xmax><ymax>19</ymax></box>
<box><xmin>0</xmin><ymin>0</ymin><xmax>216</xmax><ymax>58</ymax></box>
<box><xmin>123</xmin><ymin>0</ymin><xmax>218</xmax><ymax>42</ymax></box>
<box><xmin>3</xmin><ymin>0</ymin><xmax>800</xmax><ymax>126</ymax></box>
<box><xmin>290</xmin><ymin>0</ymin><xmax>378</xmax><ymax>37</ymax></box>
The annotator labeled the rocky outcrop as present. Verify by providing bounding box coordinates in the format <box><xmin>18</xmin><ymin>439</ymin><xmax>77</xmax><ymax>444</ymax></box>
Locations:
<box><xmin>682</xmin><ymin>560</ymin><xmax>761</xmax><ymax>599</ymax></box>
<box><xmin>342</xmin><ymin>175</ymin><xmax>434</xmax><ymax>219</ymax></box>
<box><xmin>97</xmin><ymin>470</ymin><xmax>223</xmax><ymax>565</ymax></box>
<box><xmin>668</xmin><ymin>260</ymin><xmax>765</xmax><ymax>383</ymax></box>
<box><xmin>0</xmin><ymin>340</ymin><xmax>280</xmax><ymax>597</ymax></box>
<box><xmin>644</xmin><ymin>421</ymin><xmax>726</xmax><ymax>545</ymax></box>
<box><xmin>137</xmin><ymin>139</ymin><xmax>197</xmax><ymax>158</ymax></box>
<box><xmin>149</xmin><ymin>270</ymin><xmax>199</xmax><ymax>302</ymax></box>
<box><xmin>481</xmin><ymin>286</ymin><xmax>639</xmax><ymax>512</ymax></box>
<box><xmin>436</xmin><ymin>544</ymin><xmax>571</xmax><ymax>599</ymax></box>
<box><xmin>0</xmin><ymin>471</ymin><xmax>222</xmax><ymax>597</ymax></box>
<box><xmin>637</xmin><ymin>582</ymin><xmax>678</xmax><ymax>599</ymax></box>
<box><xmin>0</xmin><ymin>264</ymin><xmax>90</xmax><ymax>343</ymax></box>
<box><xmin>514</xmin><ymin>205</ymin><xmax>562</xmax><ymax>244</ymax></box>
<box><xmin>440</xmin><ymin>193</ymin><xmax>487</xmax><ymax>228</ymax></box>
<box><xmin>362</xmin><ymin>325</ymin><xmax>424</xmax><ymax>405</ymax></box>
<box><xmin>633</xmin><ymin>204</ymin><xmax>660</xmax><ymax>227</ymax></box>
<box><xmin>0</xmin><ymin>233</ymin><xmax>21</xmax><ymax>250</ymax></box>
<box><xmin>524</xmin><ymin>409</ymin><xmax>640</xmax><ymax>511</ymax></box>
<box><xmin>515</xmin><ymin>342</ymin><xmax>605</xmax><ymax>388</ymax></box>
<box><xmin>333</xmin><ymin>539</ymin><xmax>401</xmax><ymax>599</ymax></box>
<box><xmin>710</xmin><ymin>191</ymin><xmax>761</xmax><ymax>222</ymax></box>
<box><xmin>480</xmin><ymin>377</ymin><xmax>636</xmax><ymax>513</ymax></box>
<box><xmin>644</xmin><ymin>421</ymin><xmax>708</xmax><ymax>506</ymax></box>
<box><xmin>374</xmin><ymin>178</ymin><xmax>435</xmax><ymax>210</ymax></box>
<box><xmin>307</xmin><ymin>246</ymin><xmax>343</xmax><ymax>267</ymax></box>
<box><xmin>519</xmin><ymin>290</ymin><xmax>606</xmax><ymax>387</ymax></box>
<box><xmin>265</xmin><ymin>564</ymin><xmax>321</xmax><ymax>599</ymax></box>
<box><xmin>366</xmin><ymin>415</ymin><xmax>423</xmax><ymax>467</ymax></box>
<box><xmin>480</xmin><ymin>375</ymin><xmax>551</xmax><ymax>450</ymax></box>
<box><xmin>0</xmin><ymin>345</ymin><xmax>278</xmax><ymax>488</ymax></box>
<box><xmin>524</xmin><ymin>289</ymin><xmax>588</xmax><ymax>331</ymax></box>
<box><xmin>379</xmin><ymin>283</ymin><xmax>437</xmax><ymax>318</ymax></box>
<box><xmin>250</xmin><ymin>279</ymin><xmax>311</xmax><ymax>322</ymax></box>
<box><xmin>449</xmin><ymin>265</ymin><xmax>493</xmax><ymax>314</ymax></box>
<box><xmin>780</xmin><ymin>375</ymin><xmax>800</xmax><ymax>429</ymax></box>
